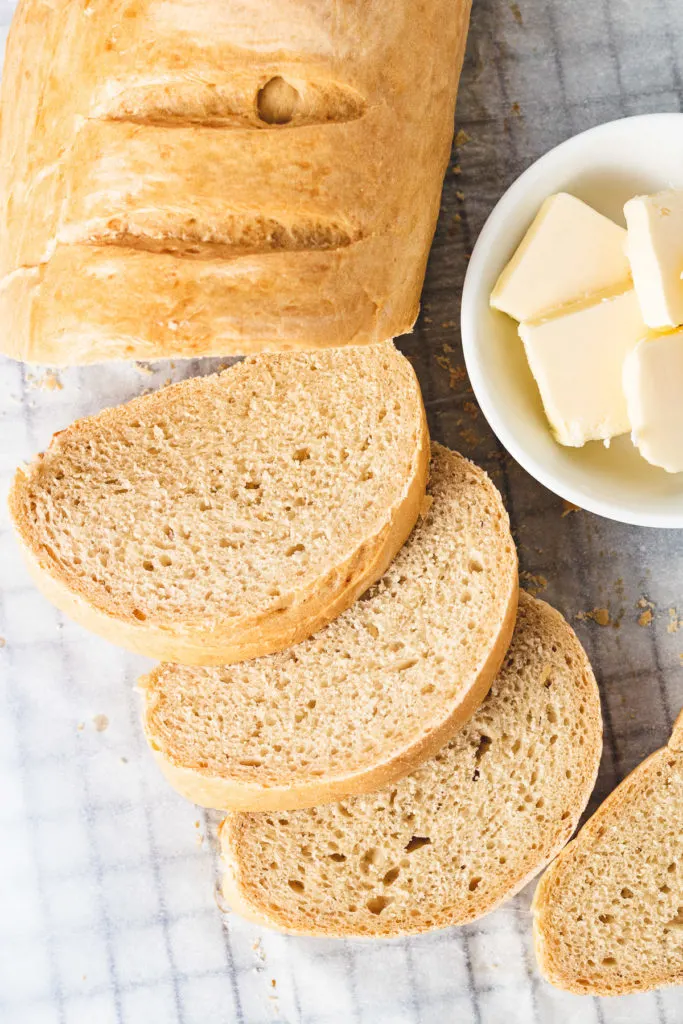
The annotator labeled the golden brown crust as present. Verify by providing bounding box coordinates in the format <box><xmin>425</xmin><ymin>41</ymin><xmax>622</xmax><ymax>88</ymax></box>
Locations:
<box><xmin>0</xmin><ymin>0</ymin><xmax>472</xmax><ymax>363</ymax></box>
<box><xmin>9</xmin><ymin>345</ymin><xmax>429</xmax><ymax>665</ymax></box>
<box><xmin>533</xmin><ymin>708</ymin><xmax>683</xmax><ymax>996</ymax></box>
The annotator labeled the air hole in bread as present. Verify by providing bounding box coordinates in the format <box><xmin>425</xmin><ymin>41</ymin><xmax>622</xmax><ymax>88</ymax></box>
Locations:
<box><xmin>469</xmin><ymin>876</ymin><xmax>482</xmax><ymax>892</ymax></box>
<box><xmin>383</xmin><ymin>867</ymin><xmax>401</xmax><ymax>886</ymax></box>
<box><xmin>288</xmin><ymin>879</ymin><xmax>305</xmax><ymax>893</ymax></box>
<box><xmin>132</xmin><ymin>608</ymin><xmax>146</xmax><ymax>621</ymax></box>
<box><xmin>366</xmin><ymin>894</ymin><xmax>389</xmax><ymax>915</ymax></box>
<box><xmin>405</xmin><ymin>836</ymin><xmax>431</xmax><ymax>854</ymax></box>
<box><xmin>286</xmin><ymin>543</ymin><xmax>305</xmax><ymax>557</ymax></box>
<box><xmin>257</xmin><ymin>77</ymin><xmax>299</xmax><ymax>124</ymax></box>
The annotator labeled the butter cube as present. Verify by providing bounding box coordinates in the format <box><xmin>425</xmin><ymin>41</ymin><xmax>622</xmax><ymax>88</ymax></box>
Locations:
<box><xmin>519</xmin><ymin>289</ymin><xmax>648</xmax><ymax>447</ymax></box>
<box><xmin>624</xmin><ymin>189</ymin><xmax>683</xmax><ymax>329</ymax></box>
<box><xmin>491</xmin><ymin>193</ymin><xmax>632</xmax><ymax>322</ymax></box>
<box><xmin>623</xmin><ymin>330</ymin><xmax>683</xmax><ymax>473</ymax></box>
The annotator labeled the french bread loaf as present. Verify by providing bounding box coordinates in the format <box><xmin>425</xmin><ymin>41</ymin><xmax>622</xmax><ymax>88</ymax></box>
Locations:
<box><xmin>140</xmin><ymin>444</ymin><xmax>518</xmax><ymax>811</ymax></box>
<box><xmin>0</xmin><ymin>0</ymin><xmax>472</xmax><ymax>363</ymax></box>
<box><xmin>217</xmin><ymin>593</ymin><xmax>602</xmax><ymax>936</ymax></box>
<box><xmin>533</xmin><ymin>711</ymin><xmax>683</xmax><ymax>996</ymax></box>
<box><xmin>9</xmin><ymin>343</ymin><xmax>428</xmax><ymax>665</ymax></box>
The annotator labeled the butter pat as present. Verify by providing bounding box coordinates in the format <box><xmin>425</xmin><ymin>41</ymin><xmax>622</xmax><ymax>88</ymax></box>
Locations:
<box><xmin>623</xmin><ymin>331</ymin><xmax>683</xmax><ymax>473</ymax></box>
<box><xmin>624</xmin><ymin>189</ymin><xmax>683</xmax><ymax>329</ymax></box>
<box><xmin>491</xmin><ymin>193</ymin><xmax>632</xmax><ymax>322</ymax></box>
<box><xmin>519</xmin><ymin>289</ymin><xmax>648</xmax><ymax>447</ymax></box>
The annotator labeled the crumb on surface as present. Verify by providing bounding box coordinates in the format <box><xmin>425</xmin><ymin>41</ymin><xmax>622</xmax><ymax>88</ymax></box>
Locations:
<box><xmin>454</xmin><ymin>129</ymin><xmax>470</xmax><ymax>148</ymax></box>
<box><xmin>456</xmin><ymin>190</ymin><xmax>465</xmax><ymax>202</ymax></box>
<box><xmin>669</xmin><ymin>608</ymin><xmax>681</xmax><ymax>633</ymax></box>
<box><xmin>93</xmin><ymin>713</ymin><xmax>109</xmax><ymax>732</ymax></box>
<box><xmin>576</xmin><ymin>607</ymin><xmax>611</xmax><ymax>627</ymax></box>
<box><xmin>27</xmin><ymin>370</ymin><xmax>63</xmax><ymax>391</ymax></box>
<box><xmin>135</xmin><ymin>361</ymin><xmax>154</xmax><ymax>376</ymax></box>
<box><xmin>0</xmin><ymin>637</ymin><xmax>5</xmax><ymax>648</ymax></box>
<box><xmin>435</xmin><ymin>351</ymin><xmax>468</xmax><ymax>390</ymax></box>
<box><xmin>520</xmin><ymin>571</ymin><xmax>548</xmax><ymax>596</ymax></box>
<box><xmin>509</xmin><ymin>1</ymin><xmax>523</xmax><ymax>23</ymax></box>
<box><xmin>452</xmin><ymin>163</ymin><xmax>462</xmax><ymax>175</ymax></box>
<box><xmin>561</xmin><ymin>500</ymin><xmax>581</xmax><ymax>517</ymax></box>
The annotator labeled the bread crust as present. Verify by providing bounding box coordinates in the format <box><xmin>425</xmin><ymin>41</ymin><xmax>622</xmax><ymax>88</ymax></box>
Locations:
<box><xmin>533</xmin><ymin>709</ymin><xmax>683</xmax><ymax>996</ymax></box>
<box><xmin>9</xmin><ymin>345</ymin><xmax>429</xmax><ymax>665</ymax></box>
<box><xmin>217</xmin><ymin>594</ymin><xmax>602</xmax><ymax>936</ymax></box>
<box><xmin>0</xmin><ymin>0</ymin><xmax>472</xmax><ymax>363</ymax></box>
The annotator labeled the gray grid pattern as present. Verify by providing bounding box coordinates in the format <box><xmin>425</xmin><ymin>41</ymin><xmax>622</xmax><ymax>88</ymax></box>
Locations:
<box><xmin>1</xmin><ymin>0</ymin><xmax>683</xmax><ymax>1020</ymax></box>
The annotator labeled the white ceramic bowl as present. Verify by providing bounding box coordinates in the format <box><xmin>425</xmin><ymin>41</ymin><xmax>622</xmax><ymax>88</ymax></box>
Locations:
<box><xmin>461</xmin><ymin>113</ymin><xmax>683</xmax><ymax>528</ymax></box>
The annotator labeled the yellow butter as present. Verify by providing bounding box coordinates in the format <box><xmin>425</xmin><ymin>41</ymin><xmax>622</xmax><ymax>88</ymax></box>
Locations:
<box><xmin>623</xmin><ymin>330</ymin><xmax>683</xmax><ymax>473</ymax></box>
<box><xmin>491</xmin><ymin>193</ymin><xmax>631</xmax><ymax>322</ymax></box>
<box><xmin>624</xmin><ymin>189</ymin><xmax>683</xmax><ymax>329</ymax></box>
<box><xmin>519</xmin><ymin>289</ymin><xmax>649</xmax><ymax>447</ymax></box>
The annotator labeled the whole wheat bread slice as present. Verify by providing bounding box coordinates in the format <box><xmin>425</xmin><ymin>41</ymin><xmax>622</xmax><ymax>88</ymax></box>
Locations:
<box><xmin>217</xmin><ymin>592</ymin><xmax>601</xmax><ymax>936</ymax></box>
<box><xmin>533</xmin><ymin>711</ymin><xmax>683</xmax><ymax>996</ymax></box>
<box><xmin>9</xmin><ymin>342</ymin><xmax>428</xmax><ymax>665</ymax></box>
<box><xmin>140</xmin><ymin>444</ymin><xmax>518</xmax><ymax>811</ymax></box>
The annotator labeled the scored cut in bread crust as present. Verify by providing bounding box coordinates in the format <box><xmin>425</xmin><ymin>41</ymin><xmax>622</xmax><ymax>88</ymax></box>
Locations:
<box><xmin>533</xmin><ymin>710</ymin><xmax>683</xmax><ymax>996</ymax></box>
<box><xmin>140</xmin><ymin>444</ymin><xmax>519</xmax><ymax>811</ymax></box>
<box><xmin>217</xmin><ymin>593</ymin><xmax>602</xmax><ymax>936</ymax></box>
<box><xmin>0</xmin><ymin>0</ymin><xmax>472</xmax><ymax>363</ymax></box>
<box><xmin>9</xmin><ymin>343</ymin><xmax>428</xmax><ymax>665</ymax></box>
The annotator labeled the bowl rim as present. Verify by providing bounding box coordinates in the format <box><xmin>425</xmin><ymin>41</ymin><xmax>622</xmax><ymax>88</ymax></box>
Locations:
<box><xmin>460</xmin><ymin>112</ymin><xmax>683</xmax><ymax>529</ymax></box>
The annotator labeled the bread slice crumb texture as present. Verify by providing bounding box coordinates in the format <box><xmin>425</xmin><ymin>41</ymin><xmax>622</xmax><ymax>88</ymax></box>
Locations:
<box><xmin>142</xmin><ymin>443</ymin><xmax>518</xmax><ymax>810</ymax></box>
<box><xmin>533</xmin><ymin>711</ymin><xmax>683</xmax><ymax>996</ymax></box>
<box><xmin>9</xmin><ymin>342</ymin><xmax>428</xmax><ymax>664</ymax></box>
<box><xmin>217</xmin><ymin>592</ymin><xmax>601</xmax><ymax>936</ymax></box>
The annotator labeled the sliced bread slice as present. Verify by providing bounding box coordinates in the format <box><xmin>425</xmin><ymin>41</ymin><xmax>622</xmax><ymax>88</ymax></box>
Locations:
<box><xmin>533</xmin><ymin>711</ymin><xmax>683</xmax><ymax>995</ymax></box>
<box><xmin>141</xmin><ymin>443</ymin><xmax>518</xmax><ymax>811</ymax></box>
<box><xmin>217</xmin><ymin>592</ymin><xmax>602</xmax><ymax>936</ymax></box>
<box><xmin>9</xmin><ymin>342</ymin><xmax>428</xmax><ymax>665</ymax></box>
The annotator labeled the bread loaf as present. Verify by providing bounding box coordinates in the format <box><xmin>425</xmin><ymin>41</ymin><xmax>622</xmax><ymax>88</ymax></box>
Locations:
<box><xmin>9</xmin><ymin>343</ymin><xmax>428</xmax><ymax>665</ymax></box>
<box><xmin>533</xmin><ymin>711</ymin><xmax>683</xmax><ymax>995</ymax></box>
<box><xmin>217</xmin><ymin>593</ymin><xmax>602</xmax><ymax>936</ymax></box>
<box><xmin>141</xmin><ymin>444</ymin><xmax>518</xmax><ymax>810</ymax></box>
<box><xmin>0</xmin><ymin>0</ymin><xmax>472</xmax><ymax>363</ymax></box>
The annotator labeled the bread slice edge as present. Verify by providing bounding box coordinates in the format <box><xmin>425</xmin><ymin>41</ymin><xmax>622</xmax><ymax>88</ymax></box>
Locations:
<box><xmin>532</xmin><ymin>708</ymin><xmax>683</xmax><ymax>996</ymax></box>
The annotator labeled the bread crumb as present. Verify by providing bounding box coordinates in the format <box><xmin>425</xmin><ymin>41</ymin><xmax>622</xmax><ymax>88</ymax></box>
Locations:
<box><xmin>252</xmin><ymin>938</ymin><xmax>266</xmax><ymax>964</ymax></box>
<box><xmin>443</xmin><ymin>341</ymin><xmax>455</xmax><ymax>352</ymax></box>
<box><xmin>455</xmin><ymin>129</ymin><xmax>471</xmax><ymax>148</ymax></box>
<box><xmin>456</xmin><ymin>190</ymin><xmax>465</xmax><ymax>202</ymax></box>
<box><xmin>637</xmin><ymin>597</ymin><xmax>655</xmax><ymax>627</ymax></box>
<box><xmin>93</xmin><ymin>713</ymin><xmax>109</xmax><ymax>732</ymax></box>
<box><xmin>561</xmin><ymin>500</ymin><xmax>581</xmax><ymax>517</ymax></box>
<box><xmin>135</xmin><ymin>362</ymin><xmax>154</xmax><ymax>376</ymax></box>
<box><xmin>452</xmin><ymin>164</ymin><xmax>462</xmax><ymax>175</ymax></box>
<box><xmin>271</xmin><ymin>979</ymin><xmax>277</xmax><ymax>989</ymax></box>
<box><xmin>419</xmin><ymin>494</ymin><xmax>434</xmax><ymax>519</ymax></box>
<box><xmin>435</xmin><ymin>352</ymin><xmax>467</xmax><ymax>390</ymax></box>
<box><xmin>668</xmin><ymin>608</ymin><xmax>681</xmax><ymax>633</ymax></box>
<box><xmin>28</xmin><ymin>370</ymin><xmax>63</xmax><ymax>391</ymax></box>
<box><xmin>511</xmin><ymin>102</ymin><xmax>522</xmax><ymax>116</ymax></box>
<box><xmin>509</xmin><ymin>2</ymin><xmax>523</xmax><ymax>23</ymax></box>
<box><xmin>463</xmin><ymin>401</ymin><xmax>479</xmax><ymax>419</ymax></box>
<box><xmin>577</xmin><ymin>607</ymin><xmax>610</xmax><ymax>627</ymax></box>
<box><xmin>520</xmin><ymin>571</ymin><xmax>548</xmax><ymax>596</ymax></box>
<box><xmin>0</xmin><ymin>637</ymin><xmax>5</xmax><ymax>648</ymax></box>
<box><xmin>76</xmin><ymin>722</ymin><xmax>85</xmax><ymax>731</ymax></box>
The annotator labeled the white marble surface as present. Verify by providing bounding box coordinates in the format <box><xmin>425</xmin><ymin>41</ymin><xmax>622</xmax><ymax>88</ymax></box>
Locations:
<box><xmin>2</xmin><ymin>1</ymin><xmax>683</xmax><ymax>1022</ymax></box>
